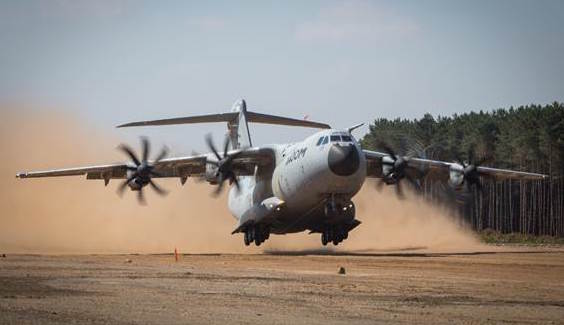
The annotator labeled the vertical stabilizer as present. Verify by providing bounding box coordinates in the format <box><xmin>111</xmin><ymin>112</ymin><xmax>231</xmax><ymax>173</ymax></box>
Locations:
<box><xmin>228</xmin><ymin>99</ymin><xmax>252</xmax><ymax>149</ymax></box>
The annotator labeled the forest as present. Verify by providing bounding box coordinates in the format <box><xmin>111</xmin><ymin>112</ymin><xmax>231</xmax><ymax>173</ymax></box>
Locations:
<box><xmin>360</xmin><ymin>102</ymin><xmax>564</xmax><ymax>237</ymax></box>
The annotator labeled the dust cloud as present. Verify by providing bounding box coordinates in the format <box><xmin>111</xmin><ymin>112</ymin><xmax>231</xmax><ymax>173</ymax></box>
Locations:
<box><xmin>0</xmin><ymin>107</ymin><xmax>245</xmax><ymax>254</ymax></box>
<box><xmin>262</xmin><ymin>185</ymin><xmax>485</xmax><ymax>254</ymax></box>
<box><xmin>0</xmin><ymin>107</ymin><xmax>484</xmax><ymax>254</ymax></box>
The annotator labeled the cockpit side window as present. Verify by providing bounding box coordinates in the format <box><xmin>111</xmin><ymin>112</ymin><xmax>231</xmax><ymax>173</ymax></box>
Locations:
<box><xmin>322</xmin><ymin>136</ymin><xmax>329</xmax><ymax>145</ymax></box>
<box><xmin>330</xmin><ymin>135</ymin><xmax>341</xmax><ymax>142</ymax></box>
<box><xmin>316</xmin><ymin>137</ymin><xmax>324</xmax><ymax>146</ymax></box>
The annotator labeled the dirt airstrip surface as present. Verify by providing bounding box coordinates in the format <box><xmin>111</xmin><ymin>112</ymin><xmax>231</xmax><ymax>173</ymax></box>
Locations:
<box><xmin>1</xmin><ymin>247</ymin><xmax>564</xmax><ymax>324</ymax></box>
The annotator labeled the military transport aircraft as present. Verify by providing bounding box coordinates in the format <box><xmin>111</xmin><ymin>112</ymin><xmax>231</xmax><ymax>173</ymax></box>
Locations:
<box><xmin>16</xmin><ymin>99</ymin><xmax>546</xmax><ymax>246</ymax></box>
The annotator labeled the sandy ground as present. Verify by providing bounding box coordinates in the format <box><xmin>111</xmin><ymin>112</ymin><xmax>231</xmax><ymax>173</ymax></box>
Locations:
<box><xmin>1</xmin><ymin>247</ymin><xmax>564</xmax><ymax>324</ymax></box>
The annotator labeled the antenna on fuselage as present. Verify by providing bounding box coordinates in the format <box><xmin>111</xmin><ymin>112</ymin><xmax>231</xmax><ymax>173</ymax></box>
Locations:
<box><xmin>347</xmin><ymin>123</ymin><xmax>365</xmax><ymax>133</ymax></box>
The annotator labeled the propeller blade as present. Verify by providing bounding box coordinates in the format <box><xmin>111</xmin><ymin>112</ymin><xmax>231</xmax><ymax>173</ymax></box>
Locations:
<box><xmin>141</xmin><ymin>137</ymin><xmax>150</xmax><ymax>162</ymax></box>
<box><xmin>137</xmin><ymin>189</ymin><xmax>146</xmax><ymax>205</ymax></box>
<box><xmin>149</xmin><ymin>180</ymin><xmax>168</xmax><ymax>196</ymax></box>
<box><xmin>475</xmin><ymin>178</ymin><xmax>483</xmax><ymax>192</ymax></box>
<box><xmin>117</xmin><ymin>180</ymin><xmax>129</xmax><ymax>196</ymax></box>
<box><xmin>213</xmin><ymin>179</ymin><xmax>224</xmax><ymax>197</ymax></box>
<box><xmin>467</xmin><ymin>147</ymin><xmax>474</xmax><ymax>165</ymax></box>
<box><xmin>477</xmin><ymin>155</ymin><xmax>491</xmax><ymax>166</ymax></box>
<box><xmin>117</xmin><ymin>174</ymin><xmax>137</xmax><ymax>196</ymax></box>
<box><xmin>378</xmin><ymin>141</ymin><xmax>397</xmax><ymax>160</ymax></box>
<box><xmin>454</xmin><ymin>152</ymin><xmax>465</xmax><ymax>167</ymax></box>
<box><xmin>206</xmin><ymin>134</ymin><xmax>222</xmax><ymax>161</ymax></box>
<box><xmin>231</xmin><ymin>176</ymin><xmax>240</xmax><ymax>191</ymax></box>
<box><xmin>154</xmin><ymin>146</ymin><xmax>169</xmax><ymax>163</ymax></box>
<box><xmin>406</xmin><ymin>174</ymin><xmax>422</xmax><ymax>191</ymax></box>
<box><xmin>395</xmin><ymin>182</ymin><xmax>405</xmax><ymax>199</ymax></box>
<box><xmin>118</xmin><ymin>144</ymin><xmax>141</xmax><ymax>166</ymax></box>
<box><xmin>223</xmin><ymin>135</ymin><xmax>230</xmax><ymax>157</ymax></box>
<box><xmin>376</xmin><ymin>178</ymin><xmax>386</xmax><ymax>191</ymax></box>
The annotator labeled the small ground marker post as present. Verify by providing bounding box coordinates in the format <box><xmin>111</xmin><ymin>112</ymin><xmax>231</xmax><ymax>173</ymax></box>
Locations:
<box><xmin>174</xmin><ymin>247</ymin><xmax>179</xmax><ymax>262</ymax></box>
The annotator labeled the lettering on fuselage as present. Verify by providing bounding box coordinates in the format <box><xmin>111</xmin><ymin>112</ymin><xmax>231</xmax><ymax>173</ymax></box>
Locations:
<box><xmin>285</xmin><ymin>147</ymin><xmax>308</xmax><ymax>165</ymax></box>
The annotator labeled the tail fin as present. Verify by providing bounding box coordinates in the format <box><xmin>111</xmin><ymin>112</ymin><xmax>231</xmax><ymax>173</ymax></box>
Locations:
<box><xmin>117</xmin><ymin>99</ymin><xmax>331</xmax><ymax>149</ymax></box>
<box><xmin>229</xmin><ymin>99</ymin><xmax>252</xmax><ymax>149</ymax></box>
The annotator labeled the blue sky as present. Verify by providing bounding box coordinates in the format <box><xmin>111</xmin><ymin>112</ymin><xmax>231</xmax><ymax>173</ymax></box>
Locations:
<box><xmin>1</xmin><ymin>0</ymin><xmax>563</xmax><ymax>151</ymax></box>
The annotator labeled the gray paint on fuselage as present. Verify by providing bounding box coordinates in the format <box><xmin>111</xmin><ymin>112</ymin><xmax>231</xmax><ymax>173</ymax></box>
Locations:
<box><xmin>227</xmin><ymin>129</ymin><xmax>366</xmax><ymax>234</ymax></box>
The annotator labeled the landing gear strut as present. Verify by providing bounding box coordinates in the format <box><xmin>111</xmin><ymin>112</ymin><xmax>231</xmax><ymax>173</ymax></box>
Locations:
<box><xmin>243</xmin><ymin>225</ymin><xmax>270</xmax><ymax>246</ymax></box>
<box><xmin>321</xmin><ymin>227</ymin><xmax>349</xmax><ymax>246</ymax></box>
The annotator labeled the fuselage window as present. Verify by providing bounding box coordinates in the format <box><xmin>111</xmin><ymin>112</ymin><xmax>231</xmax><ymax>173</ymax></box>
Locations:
<box><xmin>330</xmin><ymin>135</ymin><xmax>341</xmax><ymax>142</ymax></box>
<box><xmin>341</xmin><ymin>135</ymin><xmax>352</xmax><ymax>142</ymax></box>
<box><xmin>316</xmin><ymin>137</ymin><xmax>324</xmax><ymax>146</ymax></box>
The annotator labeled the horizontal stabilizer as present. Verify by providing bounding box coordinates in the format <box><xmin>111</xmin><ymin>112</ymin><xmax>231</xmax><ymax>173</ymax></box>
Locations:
<box><xmin>246</xmin><ymin>111</ymin><xmax>330</xmax><ymax>129</ymax></box>
<box><xmin>117</xmin><ymin>112</ymin><xmax>239</xmax><ymax>128</ymax></box>
<box><xmin>117</xmin><ymin>111</ymin><xmax>330</xmax><ymax>129</ymax></box>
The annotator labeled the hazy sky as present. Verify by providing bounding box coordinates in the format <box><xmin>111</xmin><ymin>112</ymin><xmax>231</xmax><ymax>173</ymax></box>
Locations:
<box><xmin>1</xmin><ymin>0</ymin><xmax>563</xmax><ymax>152</ymax></box>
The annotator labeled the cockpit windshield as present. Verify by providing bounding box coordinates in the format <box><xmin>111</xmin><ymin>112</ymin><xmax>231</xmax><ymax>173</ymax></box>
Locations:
<box><xmin>341</xmin><ymin>135</ymin><xmax>352</xmax><ymax>142</ymax></box>
<box><xmin>330</xmin><ymin>135</ymin><xmax>341</xmax><ymax>142</ymax></box>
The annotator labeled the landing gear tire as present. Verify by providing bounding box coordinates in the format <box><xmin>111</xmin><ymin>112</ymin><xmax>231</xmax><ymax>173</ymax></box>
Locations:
<box><xmin>254</xmin><ymin>227</ymin><xmax>262</xmax><ymax>246</ymax></box>
<box><xmin>243</xmin><ymin>225</ymin><xmax>270</xmax><ymax>247</ymax></box>
<box><xmin>321</xmin><ymin>232</ymin><xmax>328</xmax><ymax>246</ymax></box>
<box><xmin>321</xmin><ymin>227</ymin><xmax>349</xmax><ymax>246</ymax></box>
<box><xmin>244</xmin><ymin>231</ymin><xmax>251</xmax><ymax>246</ymax></box>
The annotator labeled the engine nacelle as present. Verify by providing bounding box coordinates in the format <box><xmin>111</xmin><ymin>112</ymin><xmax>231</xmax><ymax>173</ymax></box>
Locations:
<box><xmin>126</xmin><ymin>176</ymin><xmax>147</xmax><ymax>191</ymax></box>
<box><xmin>381</xmin><ymin>155</ymin><xmax>406</xmax><ymax>184</ymax></box>
<box><xmin>448</xmin><ymin>164</ymin><xmax>465</xmax><ymax>188</ymax></box>
<box><xmin>381</xmin><ymin>156</ymin><xmax>395</xmax><ymax>181</ymax></box>
<box><xmin>205</xmin><ymin>163</ymin><xmax>220</xmax><ymax>184</ymax></box>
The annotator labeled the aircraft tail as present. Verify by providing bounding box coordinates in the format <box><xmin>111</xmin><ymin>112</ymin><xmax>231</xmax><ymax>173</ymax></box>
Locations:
<box><xmin>229</xmin><ymin>99</ymin><xmax>252</xmax><ymax>149</ymax></box>
<box><xmin>117</xmin><ymin>99</ymin><xmax>331</xmax><ymax>149</ymax></box>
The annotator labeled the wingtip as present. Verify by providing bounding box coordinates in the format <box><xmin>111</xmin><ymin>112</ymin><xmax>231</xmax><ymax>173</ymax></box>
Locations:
<box><xmin>16</xmin><ymin>172</ymin><xmax>25</xmax><ymax>179</ymax></box>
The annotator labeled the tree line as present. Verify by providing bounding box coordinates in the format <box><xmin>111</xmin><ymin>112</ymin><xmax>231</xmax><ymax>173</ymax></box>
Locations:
<box><xmin>361</xmin><ymin>102</ymin><xmax>564</xmax><ymax>236</ymax></box>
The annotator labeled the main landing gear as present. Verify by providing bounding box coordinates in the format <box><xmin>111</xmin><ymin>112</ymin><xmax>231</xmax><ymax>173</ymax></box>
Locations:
<box><xmin>243</xmin><ymin>225</ymin><xmax>270</xmax><ymax>246</ymax></box>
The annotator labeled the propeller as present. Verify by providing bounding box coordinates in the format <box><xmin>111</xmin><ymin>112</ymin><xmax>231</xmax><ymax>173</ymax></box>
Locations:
<box><xmin>377</xmin><ymin>141</ymin><xmax>427</xmax><ymax>199</ymax></box>
<box><xmin>453</xmin><ymin>145</ymin><xmax>491</xmax><ymax>192</ymax></box>
<box><xmin>205</xmin><ymin>134</ymin><xmax>243</xmax><ymax>196</ymax></box>
<box><xmin>117</xmin><ymin>137</ymin><xmax>169</xmax><ymax>204</ymax></box>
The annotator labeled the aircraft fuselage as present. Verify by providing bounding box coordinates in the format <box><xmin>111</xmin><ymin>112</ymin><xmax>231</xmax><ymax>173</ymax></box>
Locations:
<box><xmin>228</xmin><ymin>129</ymin><xmax>366</xmax><ymax>236</ymax></box>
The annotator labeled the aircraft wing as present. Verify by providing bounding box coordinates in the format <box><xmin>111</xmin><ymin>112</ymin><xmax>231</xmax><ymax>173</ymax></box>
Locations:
<box><xmin>363</xmin><ymin>150</ymin><xmax>547</xmax><ymax>180</ymax></box>
<box><xmin>16</xmin><ymin>147</ymin><xmax>274</xmax><ymax>182</ymax></box>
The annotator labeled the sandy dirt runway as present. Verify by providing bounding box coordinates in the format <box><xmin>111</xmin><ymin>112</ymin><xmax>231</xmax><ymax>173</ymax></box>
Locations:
<box><xmin>1</xmin><ymin>247</ymin><xmax>564</xmax><ymax>324</ymax></box>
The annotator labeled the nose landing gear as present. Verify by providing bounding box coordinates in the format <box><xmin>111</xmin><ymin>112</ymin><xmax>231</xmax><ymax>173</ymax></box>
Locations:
<box><xmin>243</xmin><ymin>224</ymin><xmax>270</xmax><ymax>246</ymax></box>
<box><xmin>320</xmin><ymin>198</ymin><xmax>361</xmax><ymax>246</ymax></box>
<box><xmin>321</xmin><ymin>227</ymin><xmax>349</xmax><ymax>246</ymax></box>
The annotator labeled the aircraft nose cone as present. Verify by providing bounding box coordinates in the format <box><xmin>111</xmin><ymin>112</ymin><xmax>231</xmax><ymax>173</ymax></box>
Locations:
<box><xmin>328</xmin><ymin>144</ymin><xmax>360</xmax><ymax>176</ymax></box>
